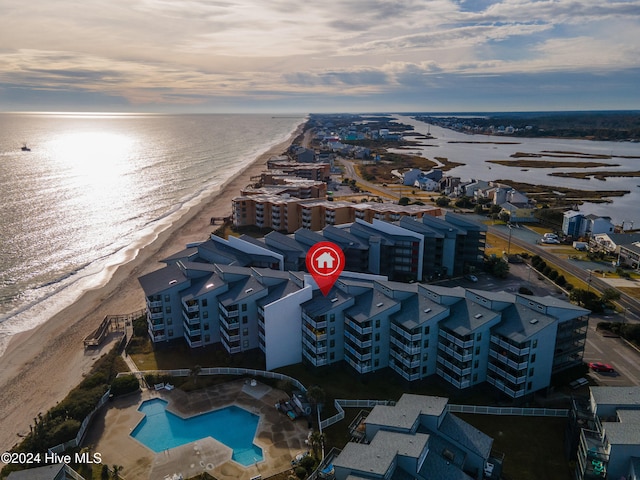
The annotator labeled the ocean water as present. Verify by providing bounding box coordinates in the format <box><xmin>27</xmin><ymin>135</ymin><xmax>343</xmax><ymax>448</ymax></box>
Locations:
<box><xmin>0</xmin><ymin>112</ymin><xmax>305</xmax><ymax>355</ymax></box>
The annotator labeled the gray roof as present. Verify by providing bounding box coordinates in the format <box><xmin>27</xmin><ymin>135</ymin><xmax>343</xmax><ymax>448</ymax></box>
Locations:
<box><xmin>391</xmin><ymin>295</ymin><xmax>447</xmax><ymax>331</ymax></box>
<box><xmin>439</xmin><ymin>413</ymin><xmax>493</xmax><ymax>458</ymax></box>
<box><xmin>257</xmin><ymin>278</ymin><xmax>301</xmax><ymax>307</ymax></box>
<box><xmin>344</xmin><ymin>289</ymin><xmax>399</xmax><ymax>323</ymax></box>
<box><xmin>522</xmin><ymin>294</ymin><xmax>590</xmax><ymax>313</ymax></box>
<box><xmin>603</xmin><ymin>410</ymin><xmax>640</xmax><ymax>445</ymax></box>
<box><xmin>366</xmin><ymin>394</ymin><xmax>448</xmax><ymax>431</ymax></box>
<box><xmin>301</xmin><ymin>289</ymin><xmax>353</xmax><ymax>317</ymax></box>
<box><xmin>443</xmin><ymin>299</ymin><xmax>500</xmax><ymax>335</ymax></box>
<box><xmin>138</xmin><ymin>263</ymin><xmax>188</xmax><ymax>296</ymax></box>
<box><xmin>218</xmin><ymin>275</ymin><xmax>265</xmax><ymax>306</ymax></box>
<box><xmin>334</xmin><ymin>431</ymin><xmax>429</xmax><ymax>477</ymax></box>
<box><xmin>398</xmin><ymin>216</ymin><xmax>446</xmax><ymax>238</ymax></box>
<box><xmin>591</xmin><ymin>386</ymin><xmax>640</xmax><ymax>408</ymax></box>
<box><xmin>7</xmin><ymin>464</ymin><xmax>70</xmax><ymax>480</ymax></box>
<box><xmin>492</xmin><ymin>304</ymin><xmax>556</xmax><ymax>343</ymax></box>
<box><xmin>417</xmin><ymin>449</ymin><xmax>474</xmax><ymax>480</ymax></box>
<box><xmin>323</xmin><ymin>225</ymin><xmax>368</xmax><ymax>249</ymax></box>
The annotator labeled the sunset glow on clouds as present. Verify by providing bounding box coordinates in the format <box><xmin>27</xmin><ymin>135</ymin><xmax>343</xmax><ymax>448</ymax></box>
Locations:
<box><xmin>1</xmin><ymin>0</ymin><xmax>639</xmax><ymax>112</ymax></box>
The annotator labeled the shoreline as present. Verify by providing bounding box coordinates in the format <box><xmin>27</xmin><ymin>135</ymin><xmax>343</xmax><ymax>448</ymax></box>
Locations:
<box><xmin>0</xmin><ymin>122</ymin><xmax>305</xmax><ymax>454</ymax></box>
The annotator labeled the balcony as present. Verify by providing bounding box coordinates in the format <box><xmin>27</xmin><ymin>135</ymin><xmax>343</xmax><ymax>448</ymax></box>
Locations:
<box><xmin>184</xmin><ymin>323</ymin><xmax>201</xmax><ymax>337</ymax></box>
<box><xmin>149</xmin><ymin>321</ymin><xmax>164</xmax><ymax>331</ymax></box>
<box><xmin>182</xmin><ymin>310</ymin><xmax>200</xmax><ymax>325</ymax></box>
<box><xmin>487</xmin><ymin>362</ymin><xmax>527</xmax><ymax>385</ymax></box>
<box><xmin>389</xmin><ymin>335</ymin><xmax>420</xmax><ymax>355</ymax></box>
<box><xmin>487</xmin><ymin>376</ymin><xmax>526</xmax><ymax>398</ymax></box>
<box><xmin>390</xmin><ymin>323</ymin><xmax>421</xmax><ymax>342</ymax></box>
<box><xmin>147</xmin><ymin>308</ymin><xmax>163</xmax><ymax>320</ymax></box>
<box><xmin>302</xmin><ymin>349</ymin><xmax>328</xmax><ymax>367</ymax></box>
<box><xmin>344</xmin><ymin>330</ymin><xmax>372</xmax><ymax>349</ymax></box>
<box><xmin>219</xmin><ymin>304</ymin><xmax>239</xmax><ymax>318</ymax></box>
<box><xmin>344</xmin><ymin>343</ymin><xmax>372</xmax><ymax>362</ymax></box>
<box><xmin>390</xmin><ymin>361</ymin><xmax>421</xmax><ymax>381</ymax></box>
<box><xmin>185</xmin><ymin>336</ymin><xmax>203</xmax><ymax>348</ymax></box>
<box><xmin>389</xmin><ymin>349</ymin><xmax>420</xmax><ymax>369</ymax></box>
<box><xmin>149</xmin><ymin>330</ymin><xmax>166</xmax><ymax>342</ymax></box>
<box><xmin>437</xmin><ymin>368</ymin><xmax>471</xmax><ymax>389</ymax></box>
<box><xmin>490</xmin><ymin>335</ymin><xmax>530</xmax><ymax>356</ymax></box>
<box><xmin>302</xmin><ymin>311</ymin><xmax>327</xmax><ymax>329</ymax></box>
<box><xmin>182</xmin><ymin>300</ymin><xmax>199</xmax><ymax>313</ymax></box>
<box><xmin>345</xmin><ymin>354</ymin><xmax>372</xmax><ymax>374</ymax></box>
<box><xmin>437</xmin><ymin>356</ymin><xmax>471</xmax><ymax>377</ymax></box>
<box><xmin>147</xmin><ymin>299</ymin><xmax>162</xmax><ymax>308</ymax></box>
<box><xmin>220</xmin><ymin>316</ymin><xmax>240</xmax><ymax>331</ymax></box>
<box><xmin>221</xmin><ymin>329</ymin><xmax>240</xmax><ymax>343</ymax></box>
<box><xmin>439</xmin><ymin>330</ymin><xmax>473</xmax><ymax>349</ymax></box>
<box><xmin>489</xmin><ymin>349</ymin><xmax>528</xmax><ymax>371</ymax></box>
<box><xmin>345</xmin><ymin>319</ymin><xmax>372</xmax><ymax>336</ymax></box>
<box><xmin>437</xmin><ymin>343</ymin><xmax>472</xmax><ymax>363</ymax></box>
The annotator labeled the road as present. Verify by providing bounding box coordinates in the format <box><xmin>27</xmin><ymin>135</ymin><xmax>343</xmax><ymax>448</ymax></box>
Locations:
<box><xmin>488</xmin><ymin>223</ymin><xmax>640</xmax><ymax>322</ymax></box>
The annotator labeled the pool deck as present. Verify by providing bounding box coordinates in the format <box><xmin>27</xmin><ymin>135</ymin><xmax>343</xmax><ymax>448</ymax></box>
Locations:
<box><xmin>85</xmin><ymin>378</ymin><xmax>311</xmax><ymax>479</ymax></box>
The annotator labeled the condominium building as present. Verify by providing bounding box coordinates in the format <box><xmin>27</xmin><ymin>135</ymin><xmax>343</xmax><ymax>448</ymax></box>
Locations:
<box><xmin>569</xmin><ymin>386</ymin><xmax>640</xmax><ymax>480</ymax></box>
<box><xmin>232</xmin><ymin>194</ymin><xmax>441</xmax><ymax>233</ymax></box>
<box><xmin>333</xmin><ymin>394</ymin><xmax>497</xmax><ymax>480</ymax></box>
<box><xmin>139</xmin><ymin>259</ymin><xmax>589</xmax><ymax>398</ymax></box>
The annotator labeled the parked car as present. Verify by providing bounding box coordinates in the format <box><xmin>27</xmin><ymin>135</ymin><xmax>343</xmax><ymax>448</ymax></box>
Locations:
<box><xmin>589</xmin><ymin>362</ymin><xmax>615</xmax><ymax>373</ymax></box>
<box><xmin>464</xmin><ymin>274</ymin><xmax>478</xmax><ymax>282</ymax></box>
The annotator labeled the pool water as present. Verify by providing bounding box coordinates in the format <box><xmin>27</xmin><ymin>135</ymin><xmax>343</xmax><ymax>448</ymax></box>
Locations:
<box><xmin>131</xmin><ymin>399</ymin><xmax>263</xmax><ymax>466</ymax></box>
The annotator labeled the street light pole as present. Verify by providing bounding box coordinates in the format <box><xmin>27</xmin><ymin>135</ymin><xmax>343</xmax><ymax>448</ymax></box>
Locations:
<box><xmin>586</xmin><ymin>269</ymin><xmax>593</xmax><ymax>293</ymax></box>
<box><xmin>507</xmin><ymin>223</ymin><xmax>513</xmax><ymax>257</ymax></box>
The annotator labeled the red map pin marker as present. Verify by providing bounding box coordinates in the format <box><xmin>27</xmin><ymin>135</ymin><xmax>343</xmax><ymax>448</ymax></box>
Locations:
<box><xmin>306</xmin><ymin>241</ymin><xmax>345</xmax><ymax>296</ymax></box>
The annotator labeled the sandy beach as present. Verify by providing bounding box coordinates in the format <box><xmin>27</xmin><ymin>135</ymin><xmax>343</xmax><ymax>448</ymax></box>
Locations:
<box><xmin>0</xmin><ymin>123</ymin><xmax>305</xmax><ymax>455</ymax></box>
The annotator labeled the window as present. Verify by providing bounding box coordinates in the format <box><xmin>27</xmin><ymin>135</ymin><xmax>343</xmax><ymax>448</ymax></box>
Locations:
<box><xmin>330</xmin><ymin>352</ymin><xmax>335</xmax><ymax>360</ymax></box>
<box><xmin>374</xmin><ymin>359</ymin><xmax>379</xmax><ymax>367</ymax></box>
<box><xmin>202</xmin><ymin>299</ymin><xmax>208</xmax><ymax>307</ymax></box>
<box><xmin>375</xmin><ymin>319</ymin><xmax>380</xmax><ymax>328</ymax></box>
<box><xmin>423</xmin><ymin>339</ymin><xmax>429</xmax><ymax>348</ymax></box>
<box><xmin>527</xmin><ymin>381</ymin><xmax>532</xmax><ymax>390</ymax></box>
<box><xmin>473</xmin><ymin>373</ymin><xmax>478</xmax><ymax>382</ymax></box>
<box><xmin>422</xmin><ymin>366</ymin><xmax>427</xmax><ymax>374</ymax></box>
<box><xmin>375</xmin><ymin>333</ymin><xmax>380</xmax><ymax>342</ymax></box>
<box><xmin>164</xmin><ymin>295</ymin><xmax>170</xmax><ymax>302</ymax></box>
<box><xmin>203</xmin><ymin>311</ymin><xmax>208</xmax><ymax>319</ymax></box>
<box><xmin>531</xmin><ymin>353</ymin><xmax>536</xmax><ymax>363</ymax></box>
<box><xmin>329</xmin><ymin>339</ymin><xmax>335</xmax><ymax>348</ymax></box>
<box><xmin>423</xmin><ymin>353</ymin><xmax>428</xmax><ymax>361</ymax></box>
<box><xmin>475</xmin><ymin>347</ymin><xmax>480</xmax><ymax>356</ymax></box>
<box><xmin>241</xmin><ymin>304</ymin><xmax>247</xmax><ymax>312</ymax></box>
<box><xmin>204</xmin><ymin>334</ymin><xmax>210</xmax><ymax>342</ymax></box>
<box><xmin>529</xmin><ymin>368</ymin><xmax>535</xmax><ymax>376</ymax></box>
<box><xmin>474</xmin><ymin>360</ymin><xmax>479</xmax><ymax>369</ymax></box>
<box><xmin>330</xmin><ymin>314</ymin><xmax>335</xmax><ymax>322</ymax></box>
<box><xmin>167</xmin><ymin>317</ymin><xmax>172</xmax><ymax>325</ymax></box>
<box><xmin>374</xmin><ymin>346</ymin><xmax>380</xmax><ymax>354</ymax></box>
<box><xmin>243</xmin><ymin>340</ymin><xmax>249</xmax><ymax>348</ymax></box>
<box><xmin>204</xmin><ymin>323</ymin><xmax>209</xmax><ymax>331</ymax></box>
<box><xmin>243</xmin><ymin>328</ymin><xmax>249</xmax><ymax>336</ymax></box>
<box><xmin>330</xmin><ymin>327</ymin><xmax>335</xmax><ymax>335</ymax></box>
<box><xmin>424</xmin><ymin>326</ymin><xmax>430</xmax><ymax>335</ymax></box>
<box><xmin>168</xmin><ymin>329</ymin><xmax>173</xmax><ymax>337</ymax></box>
<box><xmin>165</xmin><ymin>306</ymin><xmax>171</xmax><ymax>313</ymax></box>
<box><xmin>532</xmin><ymin>339</ymin><xmax>538</xmax><ymax>349</ymax></box>
<box><xmin>242</xmin><ymin>316</ymin><xmax>248</xmax><ymax>324</ymax></box>
<box><xmin>476</xmin><ymin>333</ymin><xmax>482</xmax><ymax>341</ymax></box>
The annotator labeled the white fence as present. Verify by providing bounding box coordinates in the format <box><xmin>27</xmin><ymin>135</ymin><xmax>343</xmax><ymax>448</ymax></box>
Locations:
<box><xmin>48</xmin><ymin>389</ymin><xmax>112</xmax><ymax>454</ymax></box>
<box><xmin>129</xmin><ymin>367</ymin><xmax>307</xmax><ymax>392</ymax></box>
<box><xmin>320</xmin><ymin>398</ymin><xmax>396</xmax><ymax>430</ymax></box>
<box><xmin>447</xmin><ymin>404</ymin><xmax>568</xmax><ymax>417</ymax></box>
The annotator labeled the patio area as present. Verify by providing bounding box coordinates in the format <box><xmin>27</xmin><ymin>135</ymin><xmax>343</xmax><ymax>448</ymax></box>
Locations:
<box><xmin>85</xmin><ymin>378</ymin><xmax>311</xmax><ymax>479</ymax></box>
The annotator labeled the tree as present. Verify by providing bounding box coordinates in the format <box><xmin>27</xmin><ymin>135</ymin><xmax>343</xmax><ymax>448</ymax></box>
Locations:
<box><xmin>398</xmin><ymin>197</ymin><xmax>410</xmax><ymax>206</ymax></box>
<box><xmin>101</xmin><ymin>465</ymin><xmax>110</xmax><ymax>480</ymax></box>
<box><xmin>435</xmin><ymin>196</ymin><xmax>450</xmax><ymax>207</ymax></box>
<box><xmin>601</xmin><ymin>288</ymin><xmax>621</xmax><ymax>307</ymax></box>
<box><xmin>484</xmin><ymin>256</ymin><xmax>509</xmax><ymax>278</ymax></box>
<box><xmin>190</xmin><ymin>365</ymin><xmax>202</xmax><ymax>386</ymax></box>
<box><xmin>309</xmin><ymin>430</ymin><xmax>325</xmax><ymax>460</ymax></box>
<box><xmin>112</xmin><ymin>464</ymin><xmax>123</xmax><ymax>480</ymax></box>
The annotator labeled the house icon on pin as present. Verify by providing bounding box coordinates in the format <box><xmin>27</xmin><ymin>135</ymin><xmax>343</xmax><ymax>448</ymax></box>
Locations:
<box><xmin>316</xmin><ymin>251</ymin><xmax>335</xmax><ymax>270</ymax></box>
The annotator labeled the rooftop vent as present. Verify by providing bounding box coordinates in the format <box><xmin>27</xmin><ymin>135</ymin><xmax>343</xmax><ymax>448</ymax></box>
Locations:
<box><xmin>376</xmin><ymin>302</ymin><xmax>384</xmax><ymax>307</ymax></box>
<box><xmin>245</xmin><ymin>288</ymin><xmax>253</xmax><ymax>293</ymax></box>
<box><xmin>474</xmin><ymin>313</ymin><xmax>483</xmax><ymax>319</ymax></box>
<box><xmin>424</xmin><ymin>308</ymin><xmax>432</xmax><ymax>313</ymax></box>
<box><xmin>206</xmin><ymin>283</ymin><xmax>214</xmax><ymax>288</ymax></box>
<box><xmin>169</xmin><ymin>280</ymin><xmax>177</xmax><ymax>285</ymax></box>
<box><xmin>530</xmin><ymin>318</ymin><xmax>539</xmax><ymax>324</ymax></box>
<box><xmin>331</xmin><ymin>297</ymin><xmax>339</xmax><ymax>303</ymax></box>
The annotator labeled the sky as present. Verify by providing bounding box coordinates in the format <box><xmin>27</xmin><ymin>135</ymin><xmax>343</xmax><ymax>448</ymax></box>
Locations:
<box><xmin>1</xmin><ymin>0</ymin><xmax>639</xmax><ymax>113</ymax></box>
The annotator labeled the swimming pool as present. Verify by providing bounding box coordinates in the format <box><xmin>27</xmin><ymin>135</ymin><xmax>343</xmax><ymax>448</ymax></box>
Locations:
<box><xmin>130</xmin><ymin>399</ymin><xmax>263</xmax><ymax>466</ymax></box>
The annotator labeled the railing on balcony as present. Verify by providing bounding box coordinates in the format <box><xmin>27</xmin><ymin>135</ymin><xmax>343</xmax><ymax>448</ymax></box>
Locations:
<box><xmin>344</xmin><ymin>330</ymin><xmax>372</xmax><ymax>349</ymax></box>
<box><xmin>487</xmin><ymin>376</ymin><xmax>526</xmax><ymax>398</ymax></box>
<box><xmin>345</xmin><ymin>355</ymin><xmax>372</xmax><ymax>374</ymax></box>
<box><xmin>219</xmin><ymin>304</ymin><xmax>239</xmax><ymax>318</ymax></box>
<box><xmin>439</xmin><ymin>330</ymin><xmax>473</xmax><ymax>348</ymax></box>
<box><xmin>344</xmin><ymin>343</ymin><xmax>372</xmax><ymax>362</ymax></box>
<box><xmin>390</xmin><ymin>361</ymin><xmax>421</xmax><ymax>381</ymax></box>
<box><xmin>389</xmin><ymin>349</ymin><xmax>420</xmax><ymax>369</ymax></box>
<box><xmin>490</xmin><ymin>335</ymin><xmax>530</xmax><ymax>356</ymax></box>
<box><xmin>147</xmin><ymin>299</ymin><xmax>162</xmax><ymax>308</ymax></box>
<box><xmin>389</xmin><ymin>335</ymin><xmax>420</xmax><ymax>355</ymax></box>
<box><xmin>345</xmin><ymin>319</ymin><xmax>372</xmax><ymax>336</ymax></box>
<box><xmin>182</xmin><ymin>310</ymin><xmax>200</xmax><ymax>325</ymax></box>
<box><xmin>302</xmin><ymin>312</ymin><xmax>327</xmax><ymax>329</ymax></box>
<box><xmin>220</xmin><ymin>329</ymin><xmax>240</xmax><ymax>343</ymax></box>
<box><xmin>489</xmin><ymin>349</ymin><xmax>528</xmax><ymax>371</ymax></box>
<box><xmin>437</xmin><ymin>368</ymin><xmax>471</xmax><ymax>389</ymax></box>
<box><xmin>182</xmin><ymin>300</ymin><xmax>199</xmax><ymax>313</ymax></box>
<box><xmin>390</xmin><ymin>323</ymin><xmax>421</xmax><ymax>342</ymax></box>
<box><xmin>437</xmin><ymin>342</ymin><xmax>472</xmax><ymax>363</ymax></box>
<box><xmin>302</xmin><ymin>349</ymin><xmax>328</xmax><ymax>367</ymax></box>
<box><xmin>220</xmin><ymin>316</ymin><xmax>239</xmax><ymax>331</ymax></box>
<box><xmin>488</xmin><ymin>362</ymin><xmax>527</xmax><ymax>385</ymax></box>
<box><xmin>437</xmin><ymin>356</ymin><xmax>471</xmax><ymax>377</ymax></box>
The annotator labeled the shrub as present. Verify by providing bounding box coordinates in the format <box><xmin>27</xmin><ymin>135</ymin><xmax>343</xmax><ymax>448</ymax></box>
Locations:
<box><xmin>295</xmin><ymin>466</ymin><xmax>307</xmax><ymax>479</ymax></box>
<box><xmin>518</xmin><ymin>286</ymin><xmax>534</xmax><ymax>295</ymax></box>
<box><xmin>548</xmin><ymin>270</ymin><xmax>559</xmax><ymax>281</ymax></box>
<box><xmin>110</xmin><ymin>375</ymin><xmax>140</xmax><ymax>396</ymax></box>
<box><xmin>556</xmin><ymin>275</ymin><xmax>566</xmax><ymax>286</ymax></box>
